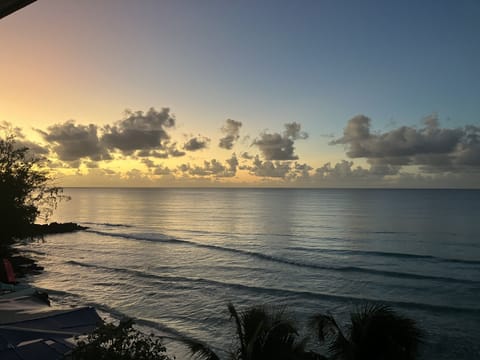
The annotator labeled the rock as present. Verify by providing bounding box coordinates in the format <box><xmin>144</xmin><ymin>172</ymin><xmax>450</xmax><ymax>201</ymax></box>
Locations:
<box><xmin>29</xmin><ymin>222</ymin><xmax>88</xmax><ymax>236</ymax></box>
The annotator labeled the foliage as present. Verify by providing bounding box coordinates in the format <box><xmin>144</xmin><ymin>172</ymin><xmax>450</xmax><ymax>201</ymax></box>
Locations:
<box><xmin>185</xmin><ymin>303</ymin><xmax>422</xmax><ymax>360</ymax></box>
<box><xmin>0</xmin><ymin>134</ymin><xmax>64</xmax><ymax>252</ymax></box>
<box><xmin>310</xmin><ymin>304</ymin><xmax>423</xmax><ymax>360</ymax></box>
<box><xmin>187</xmin><ymin>303</ymin><xmax>318</xmax><ymax>360</ymax></box>
<box><xmin>69</xmin><ymin>319</ymin><xmax>173</xmax><ymax>360</ymax></box>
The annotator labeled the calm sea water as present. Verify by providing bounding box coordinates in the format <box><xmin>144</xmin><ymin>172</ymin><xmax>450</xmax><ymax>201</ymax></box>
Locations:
<box><xmin>20</xmin><ymin>188</ymin><xmax>480</xmax><ymax>359</ymax></box>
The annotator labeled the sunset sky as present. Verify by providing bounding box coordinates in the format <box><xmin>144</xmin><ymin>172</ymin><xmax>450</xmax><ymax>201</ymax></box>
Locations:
<box><xmin>1</xmin><ymin>0</ymin><xmax>479</xmax><ymax>187</ymax></box>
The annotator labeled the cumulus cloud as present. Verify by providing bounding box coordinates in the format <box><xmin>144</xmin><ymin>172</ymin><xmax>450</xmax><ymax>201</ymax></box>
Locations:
<box><xmin>0</xmin><ymin>121</ymin><xmax>49</xmax><ymax>156</ymax></box>
<box><xmin>314</xmin><ymin>160</ymin><xmax>399</xmax><ymax>181</ymax></box>
<box><xmin>136</xmin><ymin>149</ymin><xmax>168</xmax><ymax>158</ymax></box>
<box><xmin>141</xmin><ymin>158</ymin><xmax>155</xmax><ymax>168</ymax></box>
<box><xmin>167</xmin><ymin>143</ymin><xmax>187</xmax><ymax>157</ymax></box>
<box><xmin>135</xmin><ymin>142</ymin><xmax>185</xmax><ymax>158</ymax></box>
<box><xmin>253</xmin><ymin>122</ymin><xmax>308</xmax><ymax>160</ymax></box>
<box><xmin>293</xmin><ymin>162</ymin><xmax>313</xmax><ymax>178</ymax></box>
<box><xmin>183</xmin><ymin>136</ymin><xmax>210</xmax><ymax>151</ymax></box>
<box><xmin>225</xmin><ymin>153</ymin><xmax>239</xmax><ymax>173</ymax></box>
<box><xmin>102</xmin><ymin>108</ymin><xmax>175</xmax><ymax>154</ymax></box>
<box><xmin>38</xmin><ymin>121</ymin><xmax>109</xmax><ymax>162</ymax></box>
<box><xmin>219</xmin><ymin>119</ymin><xmax>242</xmax><ymax>150</ymax></box>
<box><xmin>84</xmin><ymin>161</ymin><xmax>99</xmax><ymax>168</ymax></box>
<box><xmin>241</xmin><ymin>156</ymin><xmax>292</xmax><ymax>178</ymax></box>
<box><xmin>20</xmin><ymin>140</ymin><xmax>50</xmax><ymax>156</ymax></box>
<box><xmin>241</xmin><ymin>152</ymin><xmax>254</xmax><ymax>160</ymax></box>
<box><xmin>141</xmin><ymin>159</ymin><xmax>175</xmax><ymax>176</ymax></box>
<box><xmin>178</xmin><ymin>154</ymin><xmax>238</xmax><ymax>178</ymax></box>
<box><xmin>331</xmin><ymin>115</ymin><xmax>480</xmax><ymax>171</ymax></box>
<box><xmin>153</xmin><ymin>165</ymin><xmax>174</xmax><ymax>176</ymax></box>
<box><xmin>284</xmin><ymin>122</ymin><xmax>308</xmax><ymax>140</ymax></box>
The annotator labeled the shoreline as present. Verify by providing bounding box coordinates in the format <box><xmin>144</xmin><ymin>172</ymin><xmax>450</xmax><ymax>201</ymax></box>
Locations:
<box><xmin>7</xmin><ymin>222</ymin><xmax>88</xmax><ymax>280</ymax></box>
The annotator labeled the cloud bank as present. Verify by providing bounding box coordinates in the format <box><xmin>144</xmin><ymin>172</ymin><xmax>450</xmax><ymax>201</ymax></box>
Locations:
<box><xmin>331</xmin><ymin>115</ymin><xmax>480</xmax><ymax>172</ymax></box>
<box><xmin>5</xmin><ymin>108</ymin><xmax>479</xmax><ymax>188</ymax></box>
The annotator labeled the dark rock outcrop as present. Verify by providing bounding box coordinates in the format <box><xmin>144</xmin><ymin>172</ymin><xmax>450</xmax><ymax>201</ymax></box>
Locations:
<box><xmin>29</xmin><ymin>222</ymin><xmax>88</xmax><ymax>236</ymax></box>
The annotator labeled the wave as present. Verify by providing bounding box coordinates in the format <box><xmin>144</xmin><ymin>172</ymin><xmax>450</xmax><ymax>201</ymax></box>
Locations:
<box><xmin>288</xmin><ymin>246</ymin><xmax>480</xmax><ymax>266</ymax></box>
<box><xmin>65</xmin><ymin>260</ymin><xmax>480</xmax><ymax>316</ymax></box>
<box><xmin>82</xmin><ymin>222</ymin><xmax>133</xmax><ymax>228</ymax></box>
<box><xmin>37</xmin><ymin>284</ymin><xmax>190</xmax><ymax>341</ymax></box>
<box><xmin>17</xmin><ymin>248</ymin><xmax>46</xmax><ymax>255</ymax></box>
<box><xmin>85</xmin><ymin>300</ymin><xmax>225</xmax><ymax>356</ymax></box>
<box><xmin>85</xmin><ymin>229</ymin><xmax>480</xmax><ymax>285</ymax></box>
<box><xmin>86</xmin><ymin>229</ymin><xmax>182</xmax><ymax>243</ymax></box>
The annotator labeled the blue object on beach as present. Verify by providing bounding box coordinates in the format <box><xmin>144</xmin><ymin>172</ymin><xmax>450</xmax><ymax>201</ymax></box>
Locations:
<box><xmin>0</xmin><ymin>307</ymin><xmax>101</xmax><ymax>360</ymax></box>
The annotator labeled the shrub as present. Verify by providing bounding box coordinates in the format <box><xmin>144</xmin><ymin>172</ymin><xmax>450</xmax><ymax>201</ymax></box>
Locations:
<box><xmin>69</xmin><ymin>319</ymin><xmax>173</xmax><ymax>360</ymax></box>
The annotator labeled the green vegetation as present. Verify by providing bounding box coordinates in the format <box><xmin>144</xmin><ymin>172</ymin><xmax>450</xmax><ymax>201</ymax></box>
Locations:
<box><xmin>0</xmin><ymin>134</ymin><xmax>65</xmax><ymax>257</ymax></box>
<box><xmin>311</xmin><ymin>304</ymin><xmax>423</xmax><ymax>360</ymax></box>
<box><xmin>66</xmin><ymin>303</ymin><xmax>423</xmax><ymax>360</ymax></box>
<box><xmin>69</xmin><ymin>319</ymin><xmax>173</xmax><ymax>360</ymax></box>
<box><xmin>186</xmin><ymin>303</ymin><xmax>315</xmax><ymax>360</ymax></box>
<box><xmin>184</xmin><ymin>303</ymin><xmax>423</xmax><ymax>360</ymax></box>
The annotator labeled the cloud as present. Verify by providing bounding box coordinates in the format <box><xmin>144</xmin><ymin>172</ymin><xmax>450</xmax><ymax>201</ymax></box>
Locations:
<box><xmin>253</xmin><ymin>122</ymin><xmax>308</xmax><ymax>160</ymax></box>
<box><xmin>136</xmin><ymin>149</ymin><xmax>169</xmax><ymax>158</ymax></box>
<box><xmin>178</xmin><ymin>154</ymin><xmax>238</xmax><ymax>178</ymax></box>
<box><xmin>331</xmin><ymin>115</ymin><xmax>480</xmax><ymax>171</ymax></box>
<box><xmin>153</xmin><ymin>165</ymin><xmax>174</xmax><ymax>176</ymax></box>
<box><xmin>141</xmin><ymin>159</ymin><xmax>175</xmax><ymax>176</ymax></box>
<box><xmin>166</xmin><ymin>142</ymin><xmax>187</xmax><ymax>157</ymax></box>
<box><xmin>84</xmin><ymin>161</ymin><xmax>99</xmax><ymax>168</ymax></box>
<box><xmin>102</xmin><ymin>108</ymin><xmax>175</xmax><ymax>154</ymax></box>
<box><xmin>241</xmin><ymin>152</ymin><xmax>254</xmax><ymax>160</ymax></box>
<box><xmin>293</xmin><ymin>162</ymin><xmax>313</xmax><ymax>178</ymax></box>
<box><xmin>183</xmin><ymin>136</ymin><xmax>210</xmax><ymax>151</ymax></box>
<box><xmin>38</xmin><ymin>120</ymin><xmax>109</xmax><ymax>162</ymax></box>
<box><xmin>284</xmin><ymin>122</ymin><xmax>308</xmax><ymax>140</ymax></box>
<box><xmin>219</xmin><ymin>119</ymin><xmax>242</xmax><ymax>150</ymax></box>
<box><xmin>225</xmin><ymin>153</ymin><xmax>239</xmax><ymax>173</ymax></box>
<box><xmin>309</xmin><ymin>160</ymin><xmax>479</xmax><ymax>188</ymax></box>
<box><xmin>314</xmin><ymin>160</ymin><xmax>399</xmax><ymax>181</ymax></box>
<box><xmin>241</xmin><ymin>156</ymin><xmax>292</xmax><ymax>178</ymax></box>
<box><xmin>19</xmin><ymin>140</ymin><xmax>50</xmax><ymax>156</ymax></box>
<box><xmin>141</xmin><ymin>158</ymin><xmax>155</xmax><ymax>168</ymax></box>
<box><xmin>0</xmin><ymin>121</ymin><xmax>49</xmax><ymax>156</ymax></box>
<box><xmin>136</xmin><ymin>142</ymin><xmax>185</xmax><ymax>158</ymax></box>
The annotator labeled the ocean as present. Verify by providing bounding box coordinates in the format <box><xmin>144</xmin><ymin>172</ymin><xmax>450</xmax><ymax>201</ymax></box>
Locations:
<box><xmin>19</xmin><ymin>188</ymin><xmax>480</xmax><ymax>359</ymax></box>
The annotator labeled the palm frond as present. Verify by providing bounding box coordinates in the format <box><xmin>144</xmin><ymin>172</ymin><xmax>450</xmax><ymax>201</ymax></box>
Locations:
<box><xmin>309</xmin><ymin>314</ymin><xmax>342</xmax><ymax>343</ymax></box>
<box><xmin>228</xmin><ymin>302</ymin><xmax>246</xmax><ymax>357</ymax></box>
<box><xmin>349</xmin><ymin>303</ymin><xmax>424</xmax><ymax>360</ymax></box>
<box><xmin>181</xmin><ymin>337</ymin><xmax>221</xmax><ymax>360</ymax></box>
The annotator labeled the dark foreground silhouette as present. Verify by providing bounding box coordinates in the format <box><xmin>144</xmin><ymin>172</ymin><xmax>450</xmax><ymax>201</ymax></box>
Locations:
<box><xmin>182</xmin><ymin>302</ymin><xmax>423</xmax><ymax>360</ymax></box>
<box><xmin>69</xmin><ymin>303</ymin><xmax>423</xmax><ymax>360</ymax></box>
<box><xmin>28</xmin><ymin>222</ymin><xmax>88</xmax><ymax>236</ymax></box>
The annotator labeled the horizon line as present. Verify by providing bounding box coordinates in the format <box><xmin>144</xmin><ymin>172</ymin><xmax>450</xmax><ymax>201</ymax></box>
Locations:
<box><xmin>59</xmin><ymin>186</ymin><xmax>480</xmax><ymax>190</ymax></box>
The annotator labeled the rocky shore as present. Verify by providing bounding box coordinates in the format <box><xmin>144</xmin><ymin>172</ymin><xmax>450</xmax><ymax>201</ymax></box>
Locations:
<box><xmin>8</xmin><ymin>222</ymin><xmax>88</xmax><ymax>279</ymax></box>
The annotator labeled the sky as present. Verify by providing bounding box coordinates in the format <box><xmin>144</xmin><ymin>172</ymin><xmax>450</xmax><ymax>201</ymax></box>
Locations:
<box><xmin>1</xmin><ymin>0</ymin><xmax>479</xmax><ymax>187</ymax></box>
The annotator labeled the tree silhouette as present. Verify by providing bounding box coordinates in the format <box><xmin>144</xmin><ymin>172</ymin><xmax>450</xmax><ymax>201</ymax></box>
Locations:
<box><xmin>70</xmin><ymin>318</ymin><xmax>173</xmax><ymax>360</ymax></box>
<box><xmin>310</xmin><ymin>304</ymin><xmax>423</xmax><ymax>360</ymax></box>
<box><xmin>0</xmin><ymin>134</ymin><xmax>64</xmax><ymax>255</ymax></box>
<box><xmin>186</xmin><ymin>303</ymin><xmax>318</xmax><ymax>360</ymax></box>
